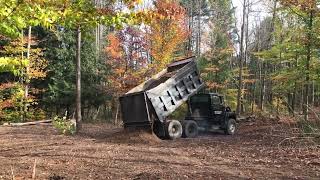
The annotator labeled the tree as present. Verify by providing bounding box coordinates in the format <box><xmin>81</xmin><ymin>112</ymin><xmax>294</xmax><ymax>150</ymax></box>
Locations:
<box><xmin>278</xmin><ymin>0</ymin><xmax>320</xmax><ymax>120</ymax></box>
<box><xmin>0</xmin><ymin>35</ymin><xmax>47</xmax><ymax>122</ymax></box>
<box><xmin>235</xmin><ymin>0</ymin><xmax>247</xmax><ymax>115</ymax></box>
<box><xmin>0</xmin><ymin>0</ymin><xmax>143</xmax><ymax>127</ymax></box>
<box><xmin>55</xmin><ymin>0</ymin><xmax>142</xmax><ymax>131</ymax></box>
<box><xmin>106</xmin><ymin>27</ymin><xmax>149</xmax><ymax>95</ymax></box>
<box><xmin>105</xmin><ymin>26</ymin><xmax>149</xmax><ymax>123</ymax></box>
<box><xmin>148</xmin><ymin>0</ymin><xmax>189</xmax><ymax>70</ymax></box>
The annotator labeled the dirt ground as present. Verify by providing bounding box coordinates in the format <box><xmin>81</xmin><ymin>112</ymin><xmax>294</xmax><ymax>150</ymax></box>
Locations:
<box><xmin>0</xmin><ymin>119</ymin><xmax>319</xmax><ymax>180</ymax></box>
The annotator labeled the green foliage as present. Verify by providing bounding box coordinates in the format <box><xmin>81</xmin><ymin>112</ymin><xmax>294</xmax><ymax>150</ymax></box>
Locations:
<box><xmin>0</xmin><ymin>0</ymin><xmax>140</xmax><ymax>79</ymax></box>
<box><xmin>194</xmin><ymin>0</ymin><xmax>235</xmax><ymax>93</ymax></box>
<box><xmin>33</xmin><ymin>27</ymin><xmax>109</xmax><ymax>115</ymax></box>
<box><xmin>298</xmin><ymin>119</ymin><xmax>320</xmax><ymax>137</ymax></box>
<box><xmin>26</xmin><ymin>108</ymin><xmax>46</xmax><ymax>121</ymax></box>
<box><xmin>198</xmin><ymin>51</ymin><xmax>233</xmax><ymax>92</ymax></box>
<box><xmin>0</xmin><ymin>82</ymin><xmax>46</xmax><ymax>123</ymax></box>
<box><xmin>169</xmin><ymin>103</ymin><xmax>188</xmax><ymax>120</ymax></box>
<box><xmin>224</xmin><ymin>88</ymin><xmax>237</xmax><ymax>110</ymax></box>
<box><xmin>0</xmin><ymin>0</ymin><xmax>149</xmax><ymax>123</ymax></box>
<box><xmin>0</xmin><ymin>83</ymin><xmax>24</xmax><ymax>122</ymax></box>
<box><xmin>53</xmin><ymin>115</ymin><xmax>76</xmax><ymax>135</ymax></box>
<box><xmin>0</xmin><ymin>0</ymin><xmax>64</xmax><ymax>38</ymax></box>
<box><xmin>246</xmin><ymin>1</ymin><xmax>320</xmax><ymax>117</ymax></box>
<box><xmin>0</xmin><ymin>57</ymin><xmax>28</xmax><ymax>76</ymax></box>
<box><xmin>59</xmin><ymin>0</ymin><xmax>141</xmax><ymax>31</ymax></box>
<box><xmin>0</xmin><ymin>0</ymin><xmax>130</xmax><ymax>37</ymax></box>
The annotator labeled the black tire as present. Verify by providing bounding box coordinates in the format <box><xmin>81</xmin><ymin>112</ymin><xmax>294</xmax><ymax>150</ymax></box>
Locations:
<box><xmin>165</xmin><ymin>120</ymin><xmax>182</xmax><ymax>140</ymax></box>
<box><xmin>225</xmin><ymin>118</ymin><xmax>236</xmax><ymax>135</ymax></box>
<box><xmin>182</xmin><ymin>120</ymin><xmax>199</xmax><ymax>138</ymax></box>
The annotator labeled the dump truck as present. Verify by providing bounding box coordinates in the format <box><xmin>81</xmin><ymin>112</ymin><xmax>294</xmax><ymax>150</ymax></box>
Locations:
<box><xmin>119</xmin><ymin>57</ymin><xmax>236</xmax><ymax>139</ymax></box>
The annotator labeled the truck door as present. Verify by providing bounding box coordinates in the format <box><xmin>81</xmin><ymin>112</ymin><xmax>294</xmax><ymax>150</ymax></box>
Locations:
<box><xmin>188</xmin><ymin>94</ymin><xmax>211</xmax><ymax>120</ymax></box>
<box><xmin>211</xmin><ymin>95</ymin><xmax>225</xmax><ymax>122</ymax></box>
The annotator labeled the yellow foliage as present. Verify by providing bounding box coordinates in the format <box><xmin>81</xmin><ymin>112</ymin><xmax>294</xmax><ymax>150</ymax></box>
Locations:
<box><xmin>204</xmin><ymin>67</ymin><xmax>220</xmax><ymax>72</ymax></box>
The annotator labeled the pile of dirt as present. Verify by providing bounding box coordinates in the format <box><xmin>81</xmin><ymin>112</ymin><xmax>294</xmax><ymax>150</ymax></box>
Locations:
<box><xmin>76</xmin><ymin>124</ymin><xmax>162</xmax><ymax>145</ymax></box>
<box><xmin>104</xmin><ymin>129</ymin><xmax>163</xmax><ymax>145</ymax></box>
<box><xmin>145</xmin><ymin>76</ymin><xmax>170</xmax><ymax>90</ymax></box>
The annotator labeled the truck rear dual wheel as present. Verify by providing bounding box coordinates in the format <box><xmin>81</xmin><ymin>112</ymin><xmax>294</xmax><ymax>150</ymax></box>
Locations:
<box><xmin>182</xmin><ymin>120</ymin><xmax>199</xmax><ymax>138</ymax></box>
<box><xmin>165</xmin><ymin>120</ymin><xmax>183</xmax><ymax>140</ymax></box>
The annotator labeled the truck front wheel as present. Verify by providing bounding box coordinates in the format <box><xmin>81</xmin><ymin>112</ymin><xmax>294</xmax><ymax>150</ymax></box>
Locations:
<box><xmin>182</xmin><ymin>120</ymin><xmax>199</xmax><ymax>138</ymax></box>
<box><xmin>224</xmin><ymin>118</ymin><xmax>236</xmax><ymax>135</ymax></box>
<box><xmin>165</xmin><ymin>120</ymin><xmax>182</xmax><ymax>140</ymax></box>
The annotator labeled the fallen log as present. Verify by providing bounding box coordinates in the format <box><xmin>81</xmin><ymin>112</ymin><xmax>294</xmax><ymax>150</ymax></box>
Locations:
<box><xmin>236</xmin><ymin>115</ymin><xmax>256</xmax><ymax>122</ymax></box>
<box><xmin>2</xmin><ymin>120</ymin><xmax>52</xmax><ymax>127</ymax></box>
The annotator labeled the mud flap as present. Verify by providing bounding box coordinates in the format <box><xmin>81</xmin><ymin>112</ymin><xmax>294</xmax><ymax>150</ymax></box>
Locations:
<box><xmin>153</xmin><ymin>121</ymin><xmax>166</xmax><ymax>139</ymax></box>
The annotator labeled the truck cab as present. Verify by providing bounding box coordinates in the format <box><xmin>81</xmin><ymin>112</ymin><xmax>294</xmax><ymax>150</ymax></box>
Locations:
<box><xmin>183</xmin><ymin>93</ymin><xmax>237</xmax><ymax>138</ymax></box>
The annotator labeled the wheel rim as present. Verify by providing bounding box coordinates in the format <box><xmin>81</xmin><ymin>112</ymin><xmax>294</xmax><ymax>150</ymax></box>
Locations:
<box><xmin>229</xmin><ymin>123</ymin><xmax>235</xmax><ymax>133</ymax></box>
<box><xmin>172</xmin><ymin>126</ymin><xmax>177</xmax><ymax>133</ymax></box>
<box><xmin>169</xmin><ymin>123</ymin><xmax>182</xmax><ymax>138</ymax></box>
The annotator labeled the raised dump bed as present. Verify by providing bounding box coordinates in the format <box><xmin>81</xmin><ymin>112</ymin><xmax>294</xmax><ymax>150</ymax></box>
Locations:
<box><xmin>119</xmin><ymin>57</ymin><xmax>205</xmax><ymax>139</ymax></box>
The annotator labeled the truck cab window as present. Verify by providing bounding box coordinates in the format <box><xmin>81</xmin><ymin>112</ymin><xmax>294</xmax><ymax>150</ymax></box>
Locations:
<box><xmin>211</xmin><ymin>96</ymin><xmax>221</xmax><ymax>105</ymax></box>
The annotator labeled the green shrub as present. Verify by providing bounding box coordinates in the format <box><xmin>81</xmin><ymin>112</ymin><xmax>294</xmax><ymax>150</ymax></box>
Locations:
<box><xmin>25</xmin><ymin>108</ymin><xmax>46</xmax><ymax>121</ymax></box>
<box><xmin>52</xmin><ymin>115</ymin><xmax>76</xmax><ymax>135</ymax></box>
<box><xmin>298</xmin><ymin>120</ymin><xmax>320</xmax><ymax>135</ymax></box>
<box><xmin>169</xmin><ymin>103</ymin><xmax>188</xmax><ymax>120</ymax></box>
<box><xmin>2</xmin><ymin>110</ymin><xmax>21</xmax><ymax>123</ymax></box>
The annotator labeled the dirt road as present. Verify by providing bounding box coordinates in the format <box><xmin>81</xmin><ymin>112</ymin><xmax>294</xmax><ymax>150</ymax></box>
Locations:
<box><xmin>0</xmin><ymin>120</ymin><xmax>319</xmax><ymax>179</ymax></box>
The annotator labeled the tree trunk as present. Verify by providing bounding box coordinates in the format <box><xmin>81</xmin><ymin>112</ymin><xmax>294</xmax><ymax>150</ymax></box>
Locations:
<box><xmin>287</xmin><ymin>93</ymin><xmax>292</xmax><ymax>115</ymax></box>
<box><xmin>251</xmin><ymin>78</ymin><xmax>256</xmax><ymax>114</ymax></box>
<box><xmin>189</xmin><ymin>1</ymin><xmax>194</xmax><ymax>53</ymax></box>
<box><xmin>259</xmin><ymin>62</ymin><xmax>265</xmax><ymax>111</ymax></box>
<box><xmin>24</xmin><ymin>26</ymin><xmax>32</xmax><ymax>121</ymax></box>
<box><xmin>300</xmin><ymin>85</ymin><xmax>304</xmax><ymax>113</ymax></box>
<box><xmin>304</xmin><ymin>10</ymin><xmax>313</xmax><ymax>121</ymax></box>
<box><xmin>76</xmin><ymin>26</ymin><xmax>82</xmax><ymax>132</ymax></box>
<box><xmin>115</xmin><ymin>102</ymin><xmax>120</xmax><ymax>125</ymax></box>
<box><xmin>311</xmin><ymin>80</ymin><xmax>315</xmax><ymax>107</ymax></box>
<box><xmin>267</xmin><ymin>0</ymin><xmax>277</xmax><ymax>113</ymax></box>
<box><xmin>236</xmin><ymin>0</ymin><xmax>246</xmax><ymax>115</ymax></box>
<box><xmin>244</xmin><ymin>1</ymin><xmax>249</xmax><ymax>66</ymax></box>
<box><xmin>292</xmin><ymin>54</ymin><xmax>298</xmax><ymax>116</ymax></box>
<box><xmin>243</xmin><ymin>0</ymin><xmax>250</xmax><ymax>114</ymax></box>
<box><xmin>197</xmin><ymin>0</ymin><xmax>201</xmax><ymax>56</ymax></box>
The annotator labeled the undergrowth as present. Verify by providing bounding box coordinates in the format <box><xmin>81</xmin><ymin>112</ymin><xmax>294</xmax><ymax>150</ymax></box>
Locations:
<box><xmin>52</xmin><ymin>115</ymin><xmax>76</xmax><ymax>135</ymax></box>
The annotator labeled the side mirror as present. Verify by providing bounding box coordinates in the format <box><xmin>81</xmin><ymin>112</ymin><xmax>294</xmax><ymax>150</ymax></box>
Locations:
<box><xmin>225</xmin><ymin>107</ymin><xmax>231</xmax><ymax>112</ymax></box>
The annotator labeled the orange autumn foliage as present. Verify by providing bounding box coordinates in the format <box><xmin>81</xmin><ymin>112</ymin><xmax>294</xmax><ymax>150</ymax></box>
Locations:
<box><xmin>148</xmin><ymin>0</ymin><xmax>189</xmax><ymax>71</ymax></box>
<box><xmin>106</xmin><ymin>34</ymin><xmax>122</xmax><ymax>59</ymax></box>
<box><xmin>105</xmin><ymin>28</ymin><xmax>149</xmax><ymax>96</ymax></box>
<box><xmin>280</xmin><ymin>0</ymin><xmax>317</xmax><ymax>11</ymax></box>
<box><xmin>105</xmin><ymin>1</ymin><xmax>190</xmax><ymax>96</ymax></box>
<box><xmin>0</xmin><ymin>83</ymin><xmax>15</xmax><ymax>118</ymax></box>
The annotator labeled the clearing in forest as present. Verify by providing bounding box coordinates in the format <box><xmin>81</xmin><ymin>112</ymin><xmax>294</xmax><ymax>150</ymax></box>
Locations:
<box><xmin>0</xmin><ymin>118</ymin><xmax>319</xmax><ymax>179</ymax></box>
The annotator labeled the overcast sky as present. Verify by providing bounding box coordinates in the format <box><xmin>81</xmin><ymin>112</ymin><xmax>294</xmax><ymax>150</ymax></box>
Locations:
<box><xmin>232</xmin><ymin>0</ymin><xmax>270</xmax><ymax>29</ymax></box>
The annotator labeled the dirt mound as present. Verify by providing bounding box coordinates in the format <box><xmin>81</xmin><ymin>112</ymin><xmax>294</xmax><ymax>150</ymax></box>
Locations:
<box><xmin>105</xmin><ymin>129</ymin><xmax>163</xmax><ymax>145</ymax></box>
<box><xmin>77</xmin><ymin>124</ymin><xmax>162</xmax><ymax>145</ymax></box>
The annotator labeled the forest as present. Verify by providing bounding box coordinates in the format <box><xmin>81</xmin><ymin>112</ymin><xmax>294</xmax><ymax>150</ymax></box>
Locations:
<box><xmin>0</xmin><ymin>0</ymin><xmax>320</xmax><ymax>179</ymax></box>
<box><xmin>1</xmin><ymin>0</ymin><xmax>318</xmax><ymax>128</ymax></box>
